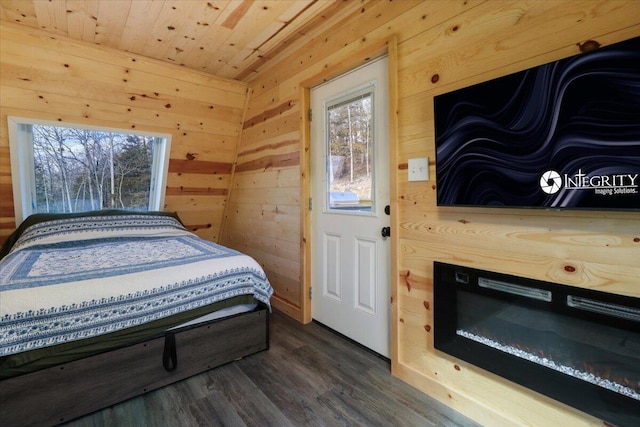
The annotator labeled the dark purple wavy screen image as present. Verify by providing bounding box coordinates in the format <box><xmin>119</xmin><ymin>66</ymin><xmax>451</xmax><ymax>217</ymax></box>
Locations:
<box><xmin>434</xmin><ymin>36</ymin><xmax>640</xmax><ymax>210</ymax></box>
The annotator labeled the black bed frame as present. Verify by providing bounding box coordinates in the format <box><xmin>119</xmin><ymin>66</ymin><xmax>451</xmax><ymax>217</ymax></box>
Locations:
<box><xmin>0</xmin><ymin>305</ymin><xmax>269</xmax><ymax>427</ymax></box>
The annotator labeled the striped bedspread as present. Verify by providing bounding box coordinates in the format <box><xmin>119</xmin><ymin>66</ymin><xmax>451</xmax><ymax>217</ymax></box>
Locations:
<box><xmin>0</xmin><ymin>214</ymin><xmax>273</xmax><ymax>357</ymax></box>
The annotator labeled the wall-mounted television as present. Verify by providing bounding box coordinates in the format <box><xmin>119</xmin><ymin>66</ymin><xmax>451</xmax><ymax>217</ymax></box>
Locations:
<box><xmin>434</xmin><ymin>36</ymin><xmax>640</xmax><ymax>210</ymax></box>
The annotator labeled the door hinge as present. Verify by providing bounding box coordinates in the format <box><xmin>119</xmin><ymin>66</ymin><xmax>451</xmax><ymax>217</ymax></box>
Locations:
<box><xmin>308</xmin><ymin>108</ymin><xmax>313</xmax><ymax>122</ymax></box>
<box><xmin>309</xmin><ymin>197</ymin><xmax>313</xmax><ymax>210</ymax></box>
<box><xmin>309</xmin><ymin>287</ymin><xmax>312</xmax><ymax>300</ymax></box>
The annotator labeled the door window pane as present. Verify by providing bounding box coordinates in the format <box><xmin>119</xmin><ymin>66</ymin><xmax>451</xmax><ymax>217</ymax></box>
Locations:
<box><xmin>326</xmin><ymin>89</ymin><xmax>374</xmax><ymax>212</ymax></box>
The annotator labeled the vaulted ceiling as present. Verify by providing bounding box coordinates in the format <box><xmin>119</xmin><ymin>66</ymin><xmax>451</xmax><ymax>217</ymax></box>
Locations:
<box><xmin>0</xmin><ymin>0</ymin><xmax>349</xmax><ymax>82</ymax></box>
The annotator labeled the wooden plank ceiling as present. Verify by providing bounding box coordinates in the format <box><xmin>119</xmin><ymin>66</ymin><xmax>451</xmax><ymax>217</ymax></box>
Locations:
<box><xmin>0</xmin><ymin>0</ymin><xmax>341</xmax><ymax>82</ymax></box>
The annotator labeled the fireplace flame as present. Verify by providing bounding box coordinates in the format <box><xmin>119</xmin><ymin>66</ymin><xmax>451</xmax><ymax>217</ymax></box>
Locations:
<box><xmin>458</xmin><ymin>327</ymin><xmax>640</xmax><ymax>401</ymax></box>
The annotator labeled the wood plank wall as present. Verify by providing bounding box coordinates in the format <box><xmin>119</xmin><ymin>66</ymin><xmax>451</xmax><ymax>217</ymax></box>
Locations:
<box><xmin>0</xmin><ymin>22</ymin><xmax>247</xmax><ymax>242</ymax></box>
<box><xmin>222</xmin><ymin>0</ymin><xmax>640</xmax><ymax>425</ymax></box>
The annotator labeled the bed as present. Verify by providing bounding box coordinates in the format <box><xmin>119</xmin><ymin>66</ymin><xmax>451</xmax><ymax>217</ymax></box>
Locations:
<box><xmin>0</xmin><ymin>210</ymin><xmax>273</xmax><ymax>427</ymax></box>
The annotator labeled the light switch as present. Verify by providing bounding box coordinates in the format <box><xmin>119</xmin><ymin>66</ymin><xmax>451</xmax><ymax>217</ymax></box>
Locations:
<box><xmin>408</xmin><ymin>157</ymin><xmax>429</xmax><ymax>181</ymax></box>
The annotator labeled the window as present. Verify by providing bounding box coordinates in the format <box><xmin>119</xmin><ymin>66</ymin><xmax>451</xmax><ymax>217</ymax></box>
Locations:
<box><xmin>325</xmin><ymin>86</ymin><xmax>374</xmax><ymax>212</ymax></box>
<box><xmin>8</xmin><ymin>117</ymin><xmax>172</xmax><ymax>222</ymax></box>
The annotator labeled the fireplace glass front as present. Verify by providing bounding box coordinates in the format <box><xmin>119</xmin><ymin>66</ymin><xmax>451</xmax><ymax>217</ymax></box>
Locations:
<box><xmin>433</xmin><ymin>262</ymin><xmax>640</xmax><ymax>426</ymax></box>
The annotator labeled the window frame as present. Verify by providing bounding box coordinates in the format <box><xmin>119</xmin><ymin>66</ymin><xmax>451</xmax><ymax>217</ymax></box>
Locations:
<box><xmin>7</xmin><ymin>116</ymin><xmax>172</xmax><ymax>223</ymax></box>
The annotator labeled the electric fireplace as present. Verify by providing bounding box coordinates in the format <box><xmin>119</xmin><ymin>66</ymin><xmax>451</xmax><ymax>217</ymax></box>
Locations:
<box><xmin>434</xmin><ymin>262</ymin><xmax>640</xmax><ymax>426</ymax></box>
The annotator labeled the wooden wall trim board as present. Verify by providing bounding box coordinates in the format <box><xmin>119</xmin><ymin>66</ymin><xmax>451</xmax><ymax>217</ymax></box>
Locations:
<box><xmin>387</xmin><ymin>37</ymin><xmax>401</xmax><ymax>376</ymax></box>
<box><xmin>300</xmin><ymin>84</ymin><xmax>312</xmax><ymax>324</ymax></box>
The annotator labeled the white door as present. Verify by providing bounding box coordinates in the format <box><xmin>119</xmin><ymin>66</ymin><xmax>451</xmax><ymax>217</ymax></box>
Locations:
<box><xmin>310</xmin><ymin>57</ymin><xmax>390</xmax><ymax>357</ymax></box>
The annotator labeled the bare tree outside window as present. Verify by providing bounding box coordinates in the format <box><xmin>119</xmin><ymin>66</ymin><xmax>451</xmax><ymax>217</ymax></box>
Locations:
<box><xmin>327</xmin><ymin>92</ymin><xmax>373</xmax><ymax>210</ymax></box>
<box><xmin>31</xmin><ymin>125</ymin><xmax>155</xmax><ymax>214</ymax></box>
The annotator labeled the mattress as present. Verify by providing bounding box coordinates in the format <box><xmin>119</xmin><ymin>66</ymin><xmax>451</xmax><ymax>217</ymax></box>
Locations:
<box><xmin>169</xmin><ymin>303</ymin><xmax>257</xmax><ymax>330</ymax></box>
<box><xmin>0</xmin><ymin>211</ymin><xmax>273</xmax><ymax>379</ymax></box>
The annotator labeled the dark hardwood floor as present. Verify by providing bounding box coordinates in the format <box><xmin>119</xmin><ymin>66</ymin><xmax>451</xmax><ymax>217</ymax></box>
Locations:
<box><xmin>65</xmin><ymin>310</ymin><xmax>480</xmax><ymax>427</ymax></box>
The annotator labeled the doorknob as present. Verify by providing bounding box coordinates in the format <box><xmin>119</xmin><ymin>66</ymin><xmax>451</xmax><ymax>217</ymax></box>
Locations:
<box><xmin>381</xmin><ymin>227</ymin><xmax>390</xmax><ymax>238</ymax></box>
